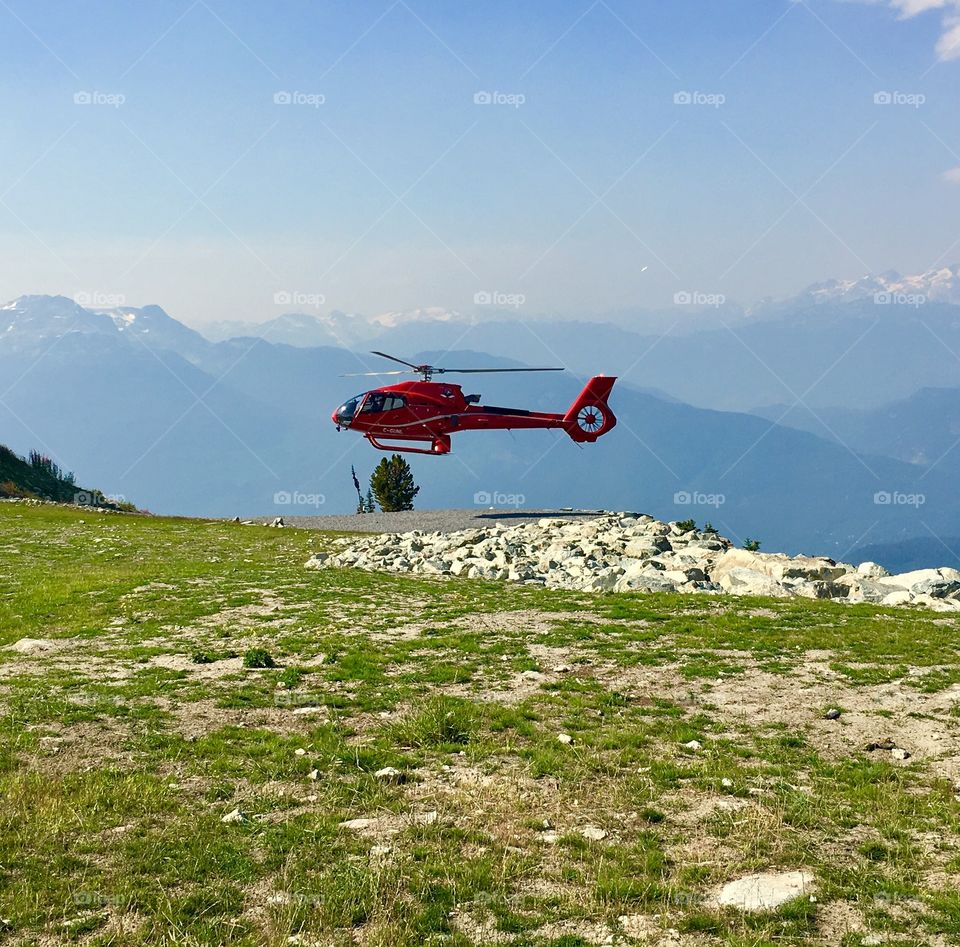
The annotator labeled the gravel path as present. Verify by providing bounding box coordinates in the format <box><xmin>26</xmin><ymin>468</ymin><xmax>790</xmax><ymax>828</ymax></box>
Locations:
<box><xmin>276</xmin><ymin>507</ymin><xmax>612</xmax><ymax>534</ymax></box>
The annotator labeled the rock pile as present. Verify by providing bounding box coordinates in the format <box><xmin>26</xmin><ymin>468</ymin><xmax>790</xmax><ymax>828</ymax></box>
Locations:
<box><xmin>305</xmin><ymin>513</ymin><xmax>960</xmax><ymax>610</ymax></box>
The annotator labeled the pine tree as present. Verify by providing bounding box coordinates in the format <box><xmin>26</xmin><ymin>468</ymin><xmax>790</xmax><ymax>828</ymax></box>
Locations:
<box><xmin>365</xmin><ymin>488</ymin><xmax>376</xmax><ymax>513</ymax></box>
<box><xmin>369</xmin><ymin>454</ymin><xmax>420</xmax><ymax>512</ymax></box>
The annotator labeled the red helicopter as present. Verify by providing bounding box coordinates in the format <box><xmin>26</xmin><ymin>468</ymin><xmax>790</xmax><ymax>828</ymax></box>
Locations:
<box><xmin>331</xmin><ymin>351</ymin><xmax>617</xmax><ymax>455</ymax></box>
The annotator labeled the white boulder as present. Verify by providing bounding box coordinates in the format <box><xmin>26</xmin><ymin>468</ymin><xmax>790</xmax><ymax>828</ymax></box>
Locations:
<box><xmin>713</xmin><ymin>870</ymin><xmax>815</xmax><ymax>912</ymax></box>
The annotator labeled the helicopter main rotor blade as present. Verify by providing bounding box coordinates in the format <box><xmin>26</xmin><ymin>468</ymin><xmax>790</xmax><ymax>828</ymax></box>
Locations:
<box><xmin>370</xmin><ymin>351</ymin><xmax>423</xmax><ymax>370</ymax></box>
<box><xmin>340</xmin><ymin>369</ymin><xmax>409</xmax><ymax>377</ymax></box>
<box><xmin>436</xmin><ymin>367</ymin><xmax>564</xmax><ymax>374</ymax></box>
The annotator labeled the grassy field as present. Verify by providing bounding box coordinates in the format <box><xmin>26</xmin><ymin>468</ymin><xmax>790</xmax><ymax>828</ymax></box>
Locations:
<box><xmin>1</xmin><ymin>503</ymin><xmax>959</xmax><ymax>946</ymax></box>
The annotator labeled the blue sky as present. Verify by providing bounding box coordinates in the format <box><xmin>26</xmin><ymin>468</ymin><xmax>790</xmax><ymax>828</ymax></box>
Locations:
<box><xmin>1</xmin><ymin>0</ymin><xmax>959</xmax><ymax>324</ymax></box>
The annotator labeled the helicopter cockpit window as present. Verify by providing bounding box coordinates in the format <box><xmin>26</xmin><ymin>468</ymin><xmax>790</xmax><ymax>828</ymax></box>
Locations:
<box><xmin>359</xmin><ymin>392</ymin><xmax>386</xmax><ymax>414</ymax></box>
<box><xmin>358</xmin><ymin>393</ymin><xmax>408</xmax><ymax>414</ymax></box>
<box><xmin>382</xmin><ymin>395</ymin><xmax>407</xmax><ymax>412</ymax></box>
<box><xmin>335</xmin><ymin>395</ymin><xmax>364</xmax><ymax>424</ymax></box>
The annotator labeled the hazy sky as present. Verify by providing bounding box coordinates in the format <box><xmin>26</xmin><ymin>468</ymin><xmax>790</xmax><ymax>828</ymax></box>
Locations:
<box><xmin>1</xmin><ymin>0</ymin><xmax>959</xmax><ymax>325</ymax></box>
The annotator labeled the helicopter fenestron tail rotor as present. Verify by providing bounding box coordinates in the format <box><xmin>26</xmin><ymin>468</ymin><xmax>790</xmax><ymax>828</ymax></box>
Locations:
<box><xmin>342</xmin><ymin>351</ymin><xmax>564</xmax><ymax>382</ymax></box>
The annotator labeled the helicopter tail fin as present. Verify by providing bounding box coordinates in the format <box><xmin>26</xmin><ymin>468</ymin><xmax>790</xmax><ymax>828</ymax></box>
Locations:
<box><xmin>563</xmin><ymin>375</ymin><xmax>617</xmax><ymax>443</ymax></box>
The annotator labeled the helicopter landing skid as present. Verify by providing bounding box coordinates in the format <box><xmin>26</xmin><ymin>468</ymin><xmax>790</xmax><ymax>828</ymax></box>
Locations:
<box><xmin>365</xmin><ymin>433</ymin><xmax>451</xmax><ymax>455</ymax></box>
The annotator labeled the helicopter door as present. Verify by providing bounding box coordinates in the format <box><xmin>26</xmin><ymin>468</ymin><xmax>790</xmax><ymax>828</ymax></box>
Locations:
<box><xmin>359</xmin><ymin>392</ymin><xmax>383</xmax><ymax>414</ymax></box>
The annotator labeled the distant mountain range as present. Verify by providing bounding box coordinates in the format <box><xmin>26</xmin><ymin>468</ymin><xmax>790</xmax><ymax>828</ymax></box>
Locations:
<box><xmin>154</xmin><ymin>265</ymin><xmax>960</xmax><ymax>414</ymax></box>
<box><xmin>751</xmin><ymin>387</ymin><xmax>960</xmax><ymax>467</ymax></box>
<box><xmin>3</xmin><ymin>273</ymin><xmax>960</xmax><ymax>565</ymax></box>
<box><xmin>191</xmin><ymin>264</ymin><xmax>960</xmax><ymax>350</ymax></box>
<box><xmin>790</xmin><ymin>264</ymin><xmax>960</xmax><ymax>308</ymax></box>
<box><xmin>201</xmin><ymin>307</ymin><xmax>470</xmax><ymax>349</ymax></box>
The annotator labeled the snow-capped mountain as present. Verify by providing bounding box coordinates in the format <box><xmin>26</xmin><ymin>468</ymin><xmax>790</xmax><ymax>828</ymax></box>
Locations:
<box><xmin>368</xmin><ymin>307</ymin><xmax>468</xmax><ymax>330</ymax></box>
<box><xmin>799</xmin><ymin>265</ymin><xmax>960</xmax><ymax>306</ymax></box>
<box><xmin>0</xmin><ymin>295</ymin><xmax>116</xmax><ymax>349</ymax></box>
<box><xmin>0</xmin><ymin>295</ymin><xmax>214</xmax><ymax>361</ymax></box>
<box><xmin>95</xmin><ymin>304</ymin><xmax>210</xmax><ymax>359</ymax></box>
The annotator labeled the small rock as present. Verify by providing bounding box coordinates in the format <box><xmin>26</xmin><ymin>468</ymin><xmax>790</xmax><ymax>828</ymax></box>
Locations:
<box><xmin>824</xmin><ymin>708</ymin><xmax>841</xmax><ymax>720</ymax></box>
<box><xmin>881</xmin><ymin>589</ymin><xmax>913</xmax><ymax>606</ymax></box>
<box><xmin>721</xmin><ymin>777</ymin><xmax>734</xmax><ymax>788</ymax></box>
<box><xmin>292</xmin><ymin>706</ymin><xmax>325</xmax><ymax>717</ymax></box>
<box><xmin>221</xmin><ymin>807</ymin><xmax>246</xmax><ymax>824</ymax></box>
<box><xmin>857</xmin><ymin>561</ymin><xmax>889</xmax><ymax>579</ymax></box>
<box><xmin>307</xmin><ymin>769</ymin><xmax>319</xmax><ymax>781</ymax></box>
<box><xmin>8</xmin><ymin>637</ymin><xmax>57</xmax><ymax>654</ymax></box>
<box><xmin>374</xmin><ymin>766</ymin><xmax>406</xmax><ymax>783</ymax></box>
<box><xmin>684</xmin><ymin>740</ymin><xmax>702</xmax><ymax>751</ymax></box>
<box><xmin>340</xmin><ymin>817</ymin><xmax>374</xmax><ymax>830</ymax></box>
<box><xmin>557</xmin><ymin>733</ymin><xmax>574</xmax><ymax>745</ymax></box>
<box><xmin>294</xmin><ymin>748</ymin><xmax>307</xmax><ymax>757</ymax></box>
<box><xmin>865</xmin><ymin>738</ymin><xmax>897</xmax><ymax>752</ymax></box>
<box><xmin>580</xmin><ymin>825</ymin><xmax>608</xmax><ymax>841</ymax></box>
<box><xmin>890</xmin><ymin>747</ymin><xmax>911</xmax><ymax>761</ymax></box>
<box><xmin>619</xmin><ymin>915</ymin><xmax>659</xmax><ymax>939</ymax></box>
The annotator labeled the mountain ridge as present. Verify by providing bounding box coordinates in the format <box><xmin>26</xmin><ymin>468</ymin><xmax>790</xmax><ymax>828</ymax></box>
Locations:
<box><xmin>2</xmin><ymin>291</ymin><xmax>960</xmax><ymax>563</ymax></box>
